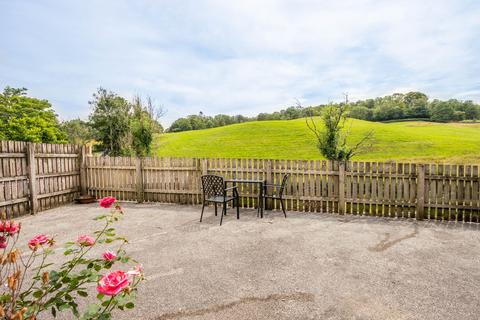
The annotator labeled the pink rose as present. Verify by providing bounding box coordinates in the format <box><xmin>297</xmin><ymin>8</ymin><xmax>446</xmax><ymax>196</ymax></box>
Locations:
<box><xmin>102</xmin><ymin>250</ymin><xmax>117</xmax><ymax>261</ymax></box>
<box><xmin>127</xmin><ymin>265</ymin><xmax>143</xmax><ymax>277</ymax></box>
<box><xmin>0</xmin><ymin>221</ymin><xmax>20</xmax><ymax>235</ymax></box>
<box><xmin>99</xmin><ymin>196</ymin><xmax>116</xmax><ymax>209</ymax></box>
<box><xmin>0</xmin><ymin>236</ymin><xmax>7</xmax><ymax>249</ymax></box>
<box><xmin>96</xmin><ymin>270</ymin><xmax>129</xmax><ymax>296</ymax></box>
<box><xmin>77</xmin><ymin>235</ymin><xmax>95</xmax><ymax>246</ymax></box>
<box><xmin>28</xmin><ymin>234</ymin><xmax>50</xmax><ymax>250</ymax></box>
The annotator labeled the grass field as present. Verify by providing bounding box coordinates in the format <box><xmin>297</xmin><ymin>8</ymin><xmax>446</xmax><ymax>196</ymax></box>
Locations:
<box><xmin>153</xmin><ymin>118</ymin><xmax>480</xmax><ymax>163</ymax></box>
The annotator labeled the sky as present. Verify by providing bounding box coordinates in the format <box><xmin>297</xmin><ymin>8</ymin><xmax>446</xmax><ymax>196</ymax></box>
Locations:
<box><xmin>1</xmin><ymin>0</ymin><xmax>480</xmax><ymax>126</ymax></box>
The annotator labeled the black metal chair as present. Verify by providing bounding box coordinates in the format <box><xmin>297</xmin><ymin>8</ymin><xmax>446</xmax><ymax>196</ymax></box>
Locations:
<box><xmin>200</xmin><ymin>175</ymin><xmax>239</xmax><ymax>225</ymax></box>
<box><xmin>263</xmin><ymin>174</ymin><xmax>290</xmax><ymax>218</ymax></box>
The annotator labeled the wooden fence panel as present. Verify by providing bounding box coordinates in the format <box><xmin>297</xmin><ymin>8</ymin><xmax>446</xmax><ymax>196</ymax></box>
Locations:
<box><xmin>0</xmin><ymin>141</ymin><xmax>82</xmax><ymax>218</ymax></box>
<box><xmin>0</xmin><ymin>141</ymin><xmax>29</xmax><ymax>218</ymax></box>
<box><xmin>80</xmin><ymin>155</ymin><xmax>480</xmax><ymax>223</ymax></box>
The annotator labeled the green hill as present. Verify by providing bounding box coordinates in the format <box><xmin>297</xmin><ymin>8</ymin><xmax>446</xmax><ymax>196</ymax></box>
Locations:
<box><xmin>153</xmin><ymin>118</ymin><xmax>480</xmax><ymax>163</ymax></box>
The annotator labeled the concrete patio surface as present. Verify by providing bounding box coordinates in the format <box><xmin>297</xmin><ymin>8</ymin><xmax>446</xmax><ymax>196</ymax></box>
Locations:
<box><xmin>17</xmin><ymin>203</ymin><xmax>480</xmax><ymax>320</ymax></box>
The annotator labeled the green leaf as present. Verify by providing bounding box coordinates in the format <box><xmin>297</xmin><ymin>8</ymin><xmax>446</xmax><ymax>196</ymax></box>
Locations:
<box><xmin>87</xmin><ymin>303</ymin><xmax>100</xmax><ymax>314</ymax></box>
<box><xmin>59</xmin><ymin>303</ymin><xmax>70</xmax><ymax>311</ymax></box>
<box><xmin>51</xmin><ymin>306</ymin><xmax>57</xmax><ymax>317</ymax></box>
<box><xmin>125</xmin><ymin>302</ymin><xmax>134</xmax><ymax>309</ymax></box>
<box><xmin>97</xmin><ymin>293</ymin><xmax>105</xmax><ymax>300</ymax></box>
<box><xmin>77</xmin><ymin>291</ymin><xmax>88</xmax><ymax>297</ymax></box>
<box><xmin>33</xmin><ymin>290</ymin><xmax>43</xmax><ymax>298</ymax></box>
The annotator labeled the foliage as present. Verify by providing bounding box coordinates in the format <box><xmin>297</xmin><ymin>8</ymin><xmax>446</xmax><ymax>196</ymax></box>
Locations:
<box><xmin>0</xmin><ymin>198</ymin><xmax>144</xmax><ymax>319</ymax></box>
<box><xmin>89</xmin><ymin>88</ymin><xmax>133</xmax><ymax>156</ymax></box>
<box><xmin>60</xmin><ymin>119</ymin><xmax>94</xmax><ymax>145</ymax></box>
<box><xmin>349</xmin><ymin>92</ymin><xmax>479</xmax><ymax>122</ymax></box>
<box><xmin>153</xmin><ymin>118</ymin><xmax>480</xmax><ymax>163</ymax></box>
<box><xmin>168</xmin><ymin>112</ymin><xmax>249</xmax><ymax>132</ymax></box>
<box><xmin>305</xmin><ymin>105</ymin><xmax>373</xmax><ymax>160</ymax></box>
<box><xmin>130</xmin><ymin>96</ymin><xmax>163</xmax><ymax>156</ymax></box>
<box><xmin>89</xmin><ymin>89</ymin><xmax>164</xmax><ymax>156</ymax></box>
<box><xmin>0</xmin><ymin>87</ymin><xmax>67</xmax><ymax>143</ymax></box>
<box><xmin>168</xmin><ymin>91</ymin><xmax>479</xmax><ymax>133</ymax></box>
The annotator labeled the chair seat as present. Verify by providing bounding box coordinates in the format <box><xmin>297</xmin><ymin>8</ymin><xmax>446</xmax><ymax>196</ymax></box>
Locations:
<box><xmin>206</xmin><ymin>196</ymin><xmax>236</xmax><ymax>203</ymax></box>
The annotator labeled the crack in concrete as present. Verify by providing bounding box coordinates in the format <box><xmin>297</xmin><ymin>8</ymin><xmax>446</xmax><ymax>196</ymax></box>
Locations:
<box><xmin>155</xmin><ymin>292</ymin><xmax>315</xmax><ymax>319</ymax></box>
<box><xmin>368</xmin><ymin>225</ymin><xmax>419</xmax><ymax>252</ymax></box>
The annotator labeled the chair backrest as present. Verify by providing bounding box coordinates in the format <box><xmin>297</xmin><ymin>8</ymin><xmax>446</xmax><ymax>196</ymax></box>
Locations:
<box><xmin>201</xmin><ymin>175</ymin><xmax>225</xmax><ymax>198</ymax></box>
<box><xmin>279</xmin><ymin>174</ymin><xmax>290</xmax><ymax>195</ymax></box>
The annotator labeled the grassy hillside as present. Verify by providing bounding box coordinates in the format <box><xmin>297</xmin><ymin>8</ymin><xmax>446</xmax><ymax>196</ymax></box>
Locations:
<box><xmin>153</xmin><ymin>118</ymin><xmax>480</xmax><ymax>163</ymax></box>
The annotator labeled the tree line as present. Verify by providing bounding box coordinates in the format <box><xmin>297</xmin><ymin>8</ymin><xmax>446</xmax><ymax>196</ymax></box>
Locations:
<box><xmin>168</xmin><ymin>91</ymin><xmax>480</xmax><ymax>132</ymax></box>
<box><xmin>0</xmin><ymin>87</ymin><xmax>163</xmax><ymax>156</ymax></box>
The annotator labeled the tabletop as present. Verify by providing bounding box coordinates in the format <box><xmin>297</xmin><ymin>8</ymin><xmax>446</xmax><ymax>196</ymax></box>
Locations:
<box><xmin>225</xmin><ymin>178</ymin><xmax>266</xmax><ymax>183</ymax></box>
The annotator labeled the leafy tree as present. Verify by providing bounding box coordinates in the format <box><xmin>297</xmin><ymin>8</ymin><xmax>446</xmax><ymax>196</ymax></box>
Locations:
<box><xmin>60</xmin><ymin>119</ymin><xmax>93</xmax><ymax>144</ymax></box>
<box><xmin>89</xmin><ymin>88</ymin><xmax>132</xmax><ymax>156</ymax></box>
<box><xmin>306</xmin><ymin>105</ymin><xmax>373</xmax><ymax>161</ymax></box>
<box><xmin>429</xmin><ymin>100</ymin><xmax>455</xmax><ymax>122</ymax></box>
<box><xmin>348</xmin><ymin>106</ymin><xmax>373</xmax><ymax>121</ymax></box>
<box><xmin>373</xmin><ymin>102</ymin><xmax>404</xmax><ymax>121</ymax></box>
<box><xmin>0</xmin><ymin>86</ymin><xmax>66</xmax><ymax>143</ymax></box>
<box><xmin>130</xmin><ymin>96</ymin><xmax>163</xmax><ymax>156</ymax></box>
<box><xmin>169</xmin><ymin>117</ymin><xmax>193</xmax><ymax>132</ymax></box>
<box><xmin>455</xmin><ymin>100</ymin><xmax>479</xmax><ymax>120</ymax></box>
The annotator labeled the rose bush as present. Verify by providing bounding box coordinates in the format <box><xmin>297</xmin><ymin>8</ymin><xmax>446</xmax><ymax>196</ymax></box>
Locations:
<box><xmin>0</xmin><ymin>197</ymin><xmax>144</xmax><ymax>320</ymax></box>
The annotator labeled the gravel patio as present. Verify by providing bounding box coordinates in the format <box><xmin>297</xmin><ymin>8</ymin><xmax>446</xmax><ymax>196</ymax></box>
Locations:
<box><xmin>17</xmin><ymin>203</ymin><xmax>480</xmax><ymax>320</ymax></box>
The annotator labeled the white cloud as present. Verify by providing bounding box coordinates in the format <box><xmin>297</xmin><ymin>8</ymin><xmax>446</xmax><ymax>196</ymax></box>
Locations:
<box><xmin>0</xmin><ymin>0</ymin><xmax>479</xmax><ymax>125</ymax></box>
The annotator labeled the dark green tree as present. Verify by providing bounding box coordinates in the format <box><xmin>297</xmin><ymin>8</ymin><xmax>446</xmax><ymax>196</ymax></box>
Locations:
<box><xmin>0</xmin><ymin>86</ymin><xmax>66</xmax><ymax>143</ymax></box>
<box><xmin>89</xmin><ymin>88</ymin><xmax>132</xmax><ymax>156</ymax></box>
<box><xmin>130</xmin><ymin>96</ymin><xmax>164</xmax><ymax>156</ymax></box>
<box><xmin>429</xmin><ymin>100</ymin><xmax>455</xmax><ymax>122</ymax></box>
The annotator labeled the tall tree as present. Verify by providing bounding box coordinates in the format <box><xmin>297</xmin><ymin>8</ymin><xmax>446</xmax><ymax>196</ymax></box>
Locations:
<box><xmin>130</xmin><ymin>95</ymin><xmax>164</xmax><ymax>156</ymax></box>
<box><xmin>0</xmin><ymin>86</ymin><xmax>66</xmax><ymax>143</ymax></box>
<box><xmin>89</xmin><ymin>88</ymin><xmax>132</xmax><ymax>156</ymax></box>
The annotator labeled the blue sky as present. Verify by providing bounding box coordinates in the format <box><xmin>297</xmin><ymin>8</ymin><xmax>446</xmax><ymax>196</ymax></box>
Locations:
<box><xmin>1</xmin><ymin>0</ymin><xmax>480</xmax><ymax>126</ymax></box>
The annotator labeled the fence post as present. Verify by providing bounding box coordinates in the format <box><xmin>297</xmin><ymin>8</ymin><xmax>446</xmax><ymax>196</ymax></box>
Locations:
<box><xmin>338</xmin><ymin>161</ymin><xmax>345</xmax><ymax>215</ymax></box>
<box><xmin>79</xmin><ymin>145</ymin><xmax>88</xmax><ymax>195</ymax></box>
<box><xmin>265</xmin><ymin>160</ymin><xmax>273</xmax><ymax>210</ymax></box>
<box><xmin>201</xmin><ymin>159</ymin><xmax>208</xmax><ymax>176</ymax></box>
<box><xmin>26</xmin><ymin>142</ymin><xmax>38</xmax><ymax>214</ymax></box>
<box><xmin>136</xmin><ymin>157</ymin><xmax>144</xmax><ymax>203</ymax></box>
<box><xmin>416</xmin><ymin>164</ymin><xmax>425</xmax><ymax>220</ymax></box>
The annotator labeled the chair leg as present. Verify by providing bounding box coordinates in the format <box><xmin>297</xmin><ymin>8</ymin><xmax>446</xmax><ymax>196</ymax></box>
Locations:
<box><xmin>236</xmin><ymin>198</ymin><xmax>240</xmax><ymax>219</ymax></box>
<box><xmin>214</xmin><ymin>203</ymin><xmax>217</xmax><ymax>216</ymax></box>
<box><xmin>280</xmin><ymin>198</ymin><xmax>287</xmax><ymax>218</ymax></box>
<box><xmin>257</xmin><ymin>195</ymin><xmax>260</xmax><ymax>217</ymax></box>
<box><xmin>200</xmin><ymin>202</ymin><xmax>205</xmax><ymax>222</ymax></box>
<box><xmin>220</xmin><ymin>203</ymin><xmax>226</xmax><ymax>225</ymax></box>
<box><xmin>224</xmin><ymin>202</ymin><xmax>227</xmax><ymax>215</ymax></box>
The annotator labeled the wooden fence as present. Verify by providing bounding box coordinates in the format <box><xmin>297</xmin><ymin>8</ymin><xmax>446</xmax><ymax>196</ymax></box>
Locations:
<box><xmin>1</xmin><ymin>138</ymin><xmax>478</xmax><ymax>222</ymax></box>
<box><xmin>85</xmin><ymin>156</ymin><xmax>480</xmax><ymax>223</ymax></box>
<box><xmin>0</xmin><ymin>141</ymin><xmax>86</xmax><ymax>218</ymax></box>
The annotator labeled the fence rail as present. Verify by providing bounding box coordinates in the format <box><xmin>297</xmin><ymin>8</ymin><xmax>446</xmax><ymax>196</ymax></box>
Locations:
<box><xmin>1</xmin><ymin>140</ymin><xmax>479</xmax><ymax>222</ymax></box>
<box><xmin>85</xmin><ymin>156</ymin><xmax>480</xmax><ymax>223</ymax></box>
